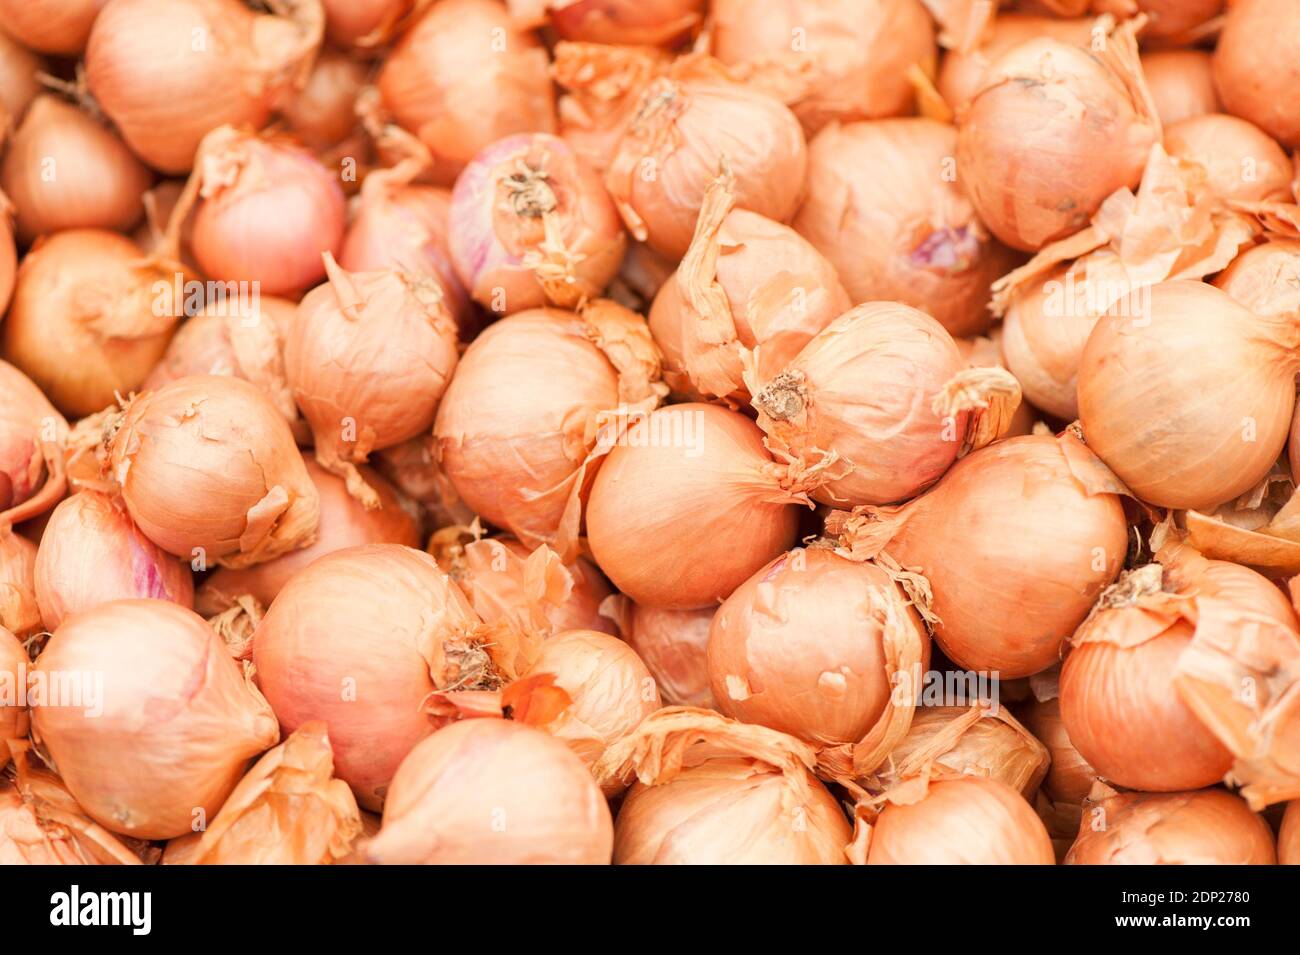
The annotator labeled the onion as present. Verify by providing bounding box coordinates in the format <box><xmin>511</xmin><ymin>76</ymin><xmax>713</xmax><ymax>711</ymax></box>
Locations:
<box><xmin>1022</xmin><ymin>695</ymin><xmax>1099</xmax><ymax>841</ymax></box>
<box><xmin>1</xmin><ymin>627</ymin><xmax>29</xmax><ymax>759</ymax></box>
<box><xmin>367</xmin><ymin>717</ymin><xmax>613</xmax><ymax>863</ymax></box>
<box><xmin>1078</xmin><ymin>281</ymin><xmax>1300</xmax><ymax>511</ymax></box>
<box><xmin>586</xmin><ymin>403</ymin><xmax>806</xmax><ymax>609</ymax></box>
<box><xmin>372</xmin><ymin>433</ymin><xmax>476</xmax><ymax>529</ymax></box>
<box><xmin>0</xmin><ymin>0</ymin><xmax>107</xmax><ymax>55</ymax></box>
<box><xmin>649</xmin><ymin>172</ymin><xmax>849</xmax><ymax>402</ymax></box>
<box><xmin>0</xmin><ymin>193</ymin><xmax>13</xmax><ymax>316</ymax></box>
<box><xmin>1115</xmin><ymin>0</ymin><xmax>1223</xmax><ymax>39</ymax></box>
<box><xmin>1141</xmin><ymin>49</ymin><xmax>1219</xmax><ymax>127</ymax></box>
<box><xmin>279</xmin><ymin>49</ymin><xmax>367</xmax><ymax>151</ymax></box>
<box><xmin>286</xmin><ymin>255</ymin><xmax>459</xmax><ymax>504</ymax></box>
<box><xmin>1282</xmin><ymin>801</ymin><xmax>1299</xmax><ymax>864</ymax></box>
<box><xmin>710</xmin><ymin>0</ymin><xmax>936</xmax><ymax>135</ymax></box>
<box><xmin>595</xmin><ymin>706</ymin><xmax>852</xmax><ymax>864</ymax></box>
<box><xmin>85</xmin><ymin>0</ymin><xmax>324</xmax><ymax>174</ymax></box>
<box><xmin>450</xmin><ymin>133</ymin><xmax>626</xmax><ymax>315</ymax></box>
<box><xmin>533</xmin><ymin>0</ymin><xmax>704</xmax><ymax>46</ymax></box>
<box><xmin>321</xmin><ymin>0</ymin><xmax>413</xmax><ymax>47</ymax></box>
<box><xmin>434</xmin><ymin>302</ymin><xmax>664</xmax><ymax>560</ymax></box>
<box><xmin>1164</xmin><ymin>113</ymin><xmax>1294</xmax><ymax>205</ymax></box>
<box><xmin>605</xmin><ymin>77</ymin><xmax>806</xmax><ymax>258</ymax></box>
<box><xmin>1215</xmin><ymin>239</ymin><xmax>1300</xmax><ymax>321</ymax></box>
<box><xmin>956</xmin><ymin>26</ymin><xmax>1159</xmax><ymax>251</ymax></box>
<box><xmin>2</xmin><ymin>230</ymin><xmax>181</xmax><ymax>417</ymax></box>
<box><xmin>0</xmin><ymin>95</ymin><xmax>152</xmax><ymax>242</ymax></box>
<box><xmin>1213</xmin><ymin>0</ymin><xmax>1300</xmax><ymax>149</ymax></box>
<box><xmin>0</xmin><ymin>29</ymin><xmax>42</xmax><ymax>122</ymax></box>
<box><xmin>1065</xmin><ymin>788</ymin><xmax>1276</xmax><ymax>864</ymax></box>
<box><xmin>34</xmin><ymin>490</ymin><xmax>194</xmax><ymax>632</ymax></box>
<box><xmin>107</xmin><ymin>375</ymin><xmax>320</xmax><ymax>569</ymax></box>
<box><xmin>30</xmin><ymin>599</ymin><xmax>279</xmax><ymax>839</ymax></box>
<box><xmin>599</xmin><ymin>595</ymin><xmax>714</xmax><ymax>707</ymax></box>
<box><xmin>829</xmin><ymin>432</ymin><xmax>1129</xmax><ymax>678</ymax></box>
<box><xmin>858</xmin><ymin>774</ymin><xmax>1055</xmax><ymax>864</ymax></box>
<box><xmin>0</xmin><ymin>528</ymin><xmax>38</xmax><ymax>637</ymax></box>
<box><xmin>196</xmin><ymin>458</ymin><xmax>420</xmax><ymax>615</ymax></box>
<box><xmin>0</xmin><ymin>360</ymin><xmax>68</xmax><ymax>528</ymax></box>
<box><xmin>377</xmin><ymin>0</ymin><xmax>556</xmax><ymax>186</ymax></box>
<box><xmin>954</xmin><ymin>329</ymin><xmax>1038</xmax><ymax>437</ymax></box>
<box><xmin>707</xmin><ymin>546</ymin><xmax>929</xmax><ymax>778</ymax></box>
<box><xmin>161</xmin><ymin>723</ymin><xmax>362</xmax><ymax>865</ymax></box>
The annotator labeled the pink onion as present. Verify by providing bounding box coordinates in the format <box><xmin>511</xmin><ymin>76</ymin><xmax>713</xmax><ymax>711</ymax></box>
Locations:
<box><xmin>0</xmin><ymin>360</ymin><xmax>68</xmax><ymax>528</ymax></box>
<box><xmin>1213</xmin><ymin>0</ymin><xmax>1300</xmax><ymax>149</ymax></box>
<box><xmin>321</xmin><ymin>0</ymin><xmax>414</xmax><ymax>47</ymax></box>
<box><xmin>0</xmin><ymin>0</ymin><xmax>107</xmax><ymax>55</ymax></box>
<box><xmin>279</xmin><ymin>48</ymin><xmax>367</xmax><ymax>152</ymax></box>
<box><xmin>0</xmin><ymin>528</ymin><xmax>39</xmax><ymax>638</ymax></box>
<box><xmin>600</xmin><ymin>595</ymin><xmax>714</xmax><ymax>707</ymax></box>
<box><xmin>0</xmin><ymin>29</ymin><xmax>43</xmax><ymax>122</ymax></box>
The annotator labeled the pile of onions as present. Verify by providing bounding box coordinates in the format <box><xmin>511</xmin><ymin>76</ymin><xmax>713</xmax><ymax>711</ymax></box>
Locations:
<box><xmin>278</xmin><ymin>49</ymin><xmax>367</xmax><ymax>152</ymax></box>
<box><xmin>794</xmin><ymin>120</ymin><xmax>1014</xmax><ymax>338</ymax></box>
<box><xmin>1141</xmin><ymin>50</ymin><xmax>1219</xmax><ymax>127</ymax></box>
<box><xmin>0</xmin><ymin>95</ymin><xmax>152</xmax><ymax>242</ymax></box>
<box><xmin>34</xmin><ymin>490</ymin><xmax>194</xmax><ymax>631</ymax></box>
<box><xmin>286</xmin><ymin>255</ymin><xmax>459</xmax><ymax>504</ymax></box>
<box><xmin>599</xmin><ymin>596</ymin><xmax>714</xmax><ymax>707</ymax></box>
<box><xmin>1164</xmin><ymin>114</ymin><xmax>1294</xmax><ymax>205</ymax></box>
<box><xmin>707</xmin><ymin>546</ymin><xmax>929</xmax><ymax>778</ymax></box>
<box><xmin>252</xmin><ymin>544</ymin><xmax>513</xmax><ymax>810</ymax></box>
<box><xmin>0</xmin><ymin>29</ymin><xmax>42</xmax><ymax>121</ymax></box>
<box><xmin>107</xmin><ymin>375</ymin><xmax>320</xmax><ymax>569</ymax></box>
<box><xmin>0</xmin><ymin>360</ymin><xmax>68</xmax><ymax>527</ymax></box>
<box><xmin>2</xmin><ymin>229</ymin><xmax>181</xmax><ymax>417</ymax></box>
<box><xmin>519</xmin><ymin>0</ymin><xmax>704</xmax><ymax>46</ymax></box>
<box><xmin>595</xmin><ymin>707</ymin><xmax>852</xmax><ymax>864</ymax></box>
<box><xmin>30</xmin><ymin>599</ymin><xmax>279</xmax><ymax>839</ymax></box>
<box><xmin>1213</xmin><ymin>0</ymin><xmax>1300</xmax><ymax>149</ymax></box>
<box><xmin>172</xmin><ymin>127</ymin><xmax>346</xmax><ymax>296</ymax></box>
<box><xmin>1</xmin><ymin>627</ymin><xmax>28</xmax><ymax>757</ymax></box>
<box><xmin>162</xmin><ymin>723</ymin><xmax>362</xmax><ymax>865</ymax></box>
<box><xmin>0</xmin><ymin>529</ymin><xmax>38</xmax><ymax>637</ymax></box>
<box><xmin>586</xmin><ymin>403</ymin><xmax>805</xmax><ymax>609</ymax></box>
<box><xmin>1282</xmin><ymin>802</ymin><xmax>1299</xmax><ymax>864</ymax></box>
<box><xmin>604</xmin><ymin>77</ymin><xmax>806</xmax><ymax>258</ymax></box>
<box><xmin>196</xmin><ymin>459</ymin><xmax>419</xmax><ymax>614</ymax></box>
<box><xmin>1078</xmin><ymin>281</ymin><xmax>1300</xmax><ymax>511</ymax></box>
<box><xmin>855</xmin><ymin>774</ymin><xmax>1055</xmax><ymax>864</ymax></box>
<box><xmin>648</xmin><ymin>172</ymin><xmax>849</xmax><ymax>402</ymax></box>
<box><xmin>321</xmin><ymin>0</ymin><xmax>414</xmax><ymax>47</ymax></box>
<box><xmin>377</xmin><ymin>0</ymin><xmax>556</xmax><ymax>185</ymax></box>
<box><xmin>0</xmin><ymin>0</ymin><xmax>107</xmax><ymax>55</ymax></box>
<box><xmin>710</xmin><ymin>0</ymin><xmax>936</xmax><ymax>134</ymax></box>
<box><xmin>85</xmin><ymin>0</ymin><xmax>324</xmax><ymax>174</ymax></box>
<box><xmin>1065</xmin><ymin>788</ymin><xmax>1276</xmax><ymax>864</ymax></box>
<box><xmin>829</xmin><ymin>432</ymin><xmax>1128</xmax><ymax>678</ymax></box>
<box><xmin>366</xmin><ymin>717</ymin><xmax>613</xmax><ymax>864</ymax></box>
<box><xmin>449</xmin><ymin>132</ymin><xmax>626</xmax><ymax>314</ymax></box>
<box><xmin>434</xmin><ymin>302</ymin><xmax>664</xmax><ymax>560</ymax></box>
<box><xmin>956</xmin><ymin>26</ymin><xmax>1159</xmax><ymax>251</ymax></box>
<box><xmin>1215</xmin><ymin>240</ymin><xmax>1300</xmax><ymax>320</ymax></box>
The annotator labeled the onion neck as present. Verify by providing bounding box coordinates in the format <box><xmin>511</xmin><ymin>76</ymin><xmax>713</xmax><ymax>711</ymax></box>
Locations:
<box><xmin>503</xmin><ymin>162</ymin><xmax>559</xmax><ymax>219</ymax></box>
<box><xmin>752</xmin><ymin>369</ymin><xmax>808</xmax><ymax>422</ymax></box>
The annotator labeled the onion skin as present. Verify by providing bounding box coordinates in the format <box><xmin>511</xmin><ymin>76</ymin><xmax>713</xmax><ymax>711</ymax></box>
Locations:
<box><xmin>1</xmin><ymin>627</ymin><xmax>29</xmax><ymax>760</ymax></box>
<box><xmin>34</xmin><ymin>490</ymin><xmax>194</xmax><ymax>632</ymax></box>
<box><xmin>0</xmin><ymin>360</ymin><xmax>68</xmax><ymax>529</ymax></box>
<box><xmin>31</xmin><ymin>599</ymin><xmax>279</xmax><ymax>840</ymax></box>
<box><xmin>321</xmin><ymin>0</ymin><xmax>413</xmax><ymax>47</ymax></box>
<box><xmin>1000</xmin><ymin>262</ymin><xmax>1097</xmax><ymax>420</ymax></box>
<box><xmin>602</xmin><ymin>597</ymin><xmax>714</xmax><ymax>707</ymax></box>
<box><xmin>1215</xmin><ymin>239</ymin><xmax>1300</xmax><ymax>321</ymax></box>
<box><xmin>0</xmin><ymin>529</ymin><xmax>38</xmax><ymax>638</ymax></box>
<box><xmin>0</xmin><ymin>197</ymin><xmax>14</xmax><ymax>316</ymax></box>
<box><xmin>954</xmin><ymin>329</ymin><xmax>1037</xmax><ymax>437</ymax></box>
<box><xmin>586</xmin><ymin>403</ymin><xmax>803</xmax><ymax>610</ymax></box>
<box><xmin>1213</xmin><ymin>0</ymin><xmax>1300</xmax><ymax>149</ymax></box>
<box><xmin>0</xmin><ymin>763</ymin><xmax>151</xmax><ymax>865</ymax></box>
<box><xmin>1078</xmin><ymin>281</ymin><xmax>1300</xmax><ymax>511</ymax></box>
<box><xmin>546</xmin><ymin>0</ymin><xmax>703</xmax><ymax>46</ymax></box>
<box><xmin>0</xmin><ymin>0</ymin><xmax>107</xmax><ymax>55</ymax></box>
<box><xmin>108</xmin><ymin>375</ymin><xmax>320</xmax><ymax>569</ymax></box>
<box><xmin>366</xmin><ymin>717</ymin><xmax>614</xmax><ymax>864</ymax></box>
<box><xmin>866</xmin><ymin>775</ymin><xmax>1056</xmax><ymax>864</ymax></box>
<box><xmin>1022</xmin><ymin>696</ymin><xmax>1098</xmax><ymax>837</ymax></box>
<box><xmin>1282</xmin><ymin>801</ymin><xmax>1299</xmax><ymax>864</ymax></box>
<box><xmin>1142</xmin><ymin>50</ymin><xmax>1219</xmax><ymax>127</ymax></box>
<box><xmin>195</xmin><ymin>459</ymin><xmax>420</xmax><ymax>615</ymax></box>
<box><xmin>937</xmin><ymin>15</ymin><xmax>1093</xmax><ymax>114</ymax></box>
<box><xmin>1066</xmin><ymin>789</ymin><xmax>1276</xmax><ymax>864</ymax></box>
<box><xmin>377</xmin><ymin>0</ymin><xmax>556</xmax><ymax>186</ymax></box>
<box><xmin>279</xmin><ymin>49</ymin><xmax>367</xmax><ymax>151</ymax></box>
<box><xmin>0</xmin><ymin>29</ymin><xmax>43</xmax><ymax>122</ymax></box>
<box><xmin>1164</xmin><ymin>113</ymin><xmax>1294</xmax><ymax>204</ymax></box>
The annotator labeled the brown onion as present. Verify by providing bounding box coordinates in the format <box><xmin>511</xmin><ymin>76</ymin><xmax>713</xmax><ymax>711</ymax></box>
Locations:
<box><xmin>377</xmin><ymin>0</ymin><xmax>556</xmax><ymax>186</ymax></box>
<box><xmin>1</xmin><ymin>627</ymin><xmax>29</xmax><ymax>759</ymax></box>
<box><xmin>196</xmin><ymin>458</ymin><xmax>419</xmax><ymax>615</ymax></box>
<box><xmin>2</xmin><ymin>229</ymin><xmax>181</xmax><ymax>417</ymax></box>
<box><xmin>600</xmin><ymin>595</ymin><xmax>714</xmax><ymax>707</ymax></box>
<box><xmin>322</xmin><ymin>0</ymin><xmax>413</xmax><ymax>47</ymax></box>
<box><xmin>0</xmin><ymin>29</ymin><xmax>42</xmax><ymax>122</ymax></box>
<box><xmin>0</xmin><ymin>528</ymin><xmax>39</xmax><ymax>637</ymax></box>
<box><xmin>0</xmin><ymin>193</ymin><xmax>13</xmax><ymax>316</ymax></box>
<box><xmin>31</xmin><ymin>599</ymin><xmax>279</xmax><ymax>839</ymax></box>
<box><xmin>1141</xmin><ymin>49</ymin><xmax>1219</xmax><ymax>127</ymax></box>
<box><xmin>0</xmin><ymin>360</ymin><xmax>68</xmax><ymax>527</ymax></box>
<box><xmin>711</xmin><ymin>0</ymin><xmax>935</xmax><ymax>135</ymax></box>
<box><xmin>1215</xmin><ymin>239</ymin><xmax>1300</xmax><ymax>321</ymax></box>
<box><xmin>1066</xmin><ymin>788</ymin><xmax>1276</xmax><ymax>864</ymax></box>
<box><xmin>596</xmin><ymin>706</ymin><xmax>852</xmax><ymax>864</ymax></box>
<box><xmin>1022</xmin><ymin>694</ymin><xmax>1099</xmax><ymax>840</ymax></box>
<box><xmin>605</xmin><ymin>78</ymin><xmax>806</xmax><ymax>258</ymax></box>
<box><xmin>1213</xmin><ymin>0</ymin><xmax>1300</xmax><ymax>149</ymax></box>
<box><xmin>0</xmin><ymin>0</ymin><xmax>107</xmax><ymax>55</ymax></box>
<box><xmin>107</xmin><ymin>375</ymin><xmax>320</xmax><ymax>569</ymax></box>
<box><xmin>954</xmin><ymin>329</ymin><xmax>1038</xmax><ymax>437</ymax></box>
<box><xmin>286</xmin><ymin>255</ymin><xmax>459</xmax><ymax>504</ymax></box>
<box><xmin>372</xmin><ymin>433</ymin><xmax>476</xmax><ymax>529</ymax></box>
<box><xmin>537</xmin><ymin>0</ymin><xmax>703</xmax><ymax>46</ymax></box>
<box><xmin>85</xmin><ymin>0</ymin><xmax>324</xmax><ymax>174</ymax></box>
<box><xmin>586</xmin><ymin>403</ymin><xmax>805</xmax><ymax>609</ymax></box>
<box><xmin>830</xmin><ymin>432</ymin><xmax>1128</xmax><ymax>678</ymax></box>
<box><xmin>434</xmin><ymin>302</ymin><xmax>664</xmax><ymax>560</ymax></box>
<box><xmin>1165</xmin><ymin>113</ymin><xmax>1294</xmax><ymax>205</ymax></box>
<box><xmin>279</xmin><ymin>48</ymin><xmax>366</xmax><ymax>151</ymax></box>
<box><xmin>1078</xmin><ymin>281</ymin><xmax>1300</xmax><ymax>511</ymax></box>
<box><xmin>34</xmin><ymin>490</ymin><xmax>194</xmax><ymax>631</ymax></box>
<box><xmin>1282</xmin><ymin>801</ymin><xmax>1300</xmax><ymax>864</ymax></box>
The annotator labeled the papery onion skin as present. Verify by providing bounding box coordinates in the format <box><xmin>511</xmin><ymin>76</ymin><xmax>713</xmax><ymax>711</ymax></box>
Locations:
<box><xmin>0</xmin><ymin>29</ymin><xmax>43</xmax><ymax>122</ymax></box>
<box><xmin>31</xmin><ymin>599</ymin><xmax>279</xmax><ymax>840</ymax></box>
<box><xmin>195</xmin><ymin>459</ymin><xmax>420</xmax><ymax>615</ymax></box>
<box><xmin>1066</xmin><ymin>789</ymin><xmax>1276</xmax><ymax>864</ymax></box>
<box><xmin>0</xmin><ymin>528</ymin><xmax>39</xmax><ymax>637</ymax></box>
<box><xmin>34</xmin><ymin>490</ymin><xmax>194</xmax><ymax>632</ymax></box>
<box><xmin>886</xmin><ymin>706</ymin><xmax>1049</xmax><ymax>799</ymax></box>
<box><xmin>867</xmin><ymin>775</ymin><xmax>1056</xmax><ymax>864</ymax></box>
<box><xmin>1022</xmin><ymin>697</ymin><xmax>1098</xmax><ymax>822</ymax></box>
<box><xmin>1214</xmin><ymin>240</ymin><xmax>1300</xmax><ymax>321</ymax></box>
<box><xmin>1000</xmin><ymin>262</ymin><xmax>1098</xmax><ymax>420</ymax></box>
<box><xmin>377</xmin><ymin>0</ymin><xmax>556</xmax><ymax>186</ymax></box>
<box><xmin>372</xmin><ymin>433</ymin><xmax>476</xmax><ymax>529</ymax></box>
<box><xmin>711</xmin><ymin>0</ymin><xmax>936</xmax><ymax>135</ymax></box>
<box><xmin>108</xmin><ymin>375</ymin><xmax>320</xmax><ymax>569</ymax></box>
<box><xmin>0</xmin><ymin>95</ymin><xmax>152</xmax><ymax>243</ymax></box>
<box><xmin>547</xmin><ymin>0</ymin><xmax>703</xmax><ymax>46</ymax></box>
<box><xmin>367</xmin><ymin>717</ymin><xmax>613</xmax><ymax>864</ymax></box>
<box><xmin>449</xmin><ymin>132</ymin><xmax>626</xmax><ymax>314</ymax></box>
<box><xmin>322</xmin><ymin>0</ymin><xmax>413</xmax><ymax>47</ymax></box>
<box><xmin>1164</xmin><ymin>114</ymin><xmax>1294</xmax><ymax>204</ymax></box>
<box><xmin>279</xmin><ymin>49</ymin><xmax>367</xmax><ymax>151</ymax></box>
<box><xmin>0</xmin><ymin>0</ymin><xmax>107</xmax><ymax>55</ymax></box>
<box><xmin>252</xmin><ymin>544</ymin><xmax>483</xmax><ymax>811</ymax></box>
<box><xmin>954</xmin><ymin>329</ymin><xmax>1037</xmax><ymax>438</ymax></box>
<box><xmin>0</xmin><ymin>766</ymin><xmax>150</xmax><ymax>865</ymax></box>
<box><xmin>603</xmin><ymin>597</ymin><xmax>714</xmax><ymax>707</ymax></box>
<box><xmin>1281</xmin><ymin>801</ymin><xmax>1299</xmax><ymax>864</ymax></box>
<box><xmin>1078</xmin><ymin>281</ymin><xmax>1299</xmax><ymax>511</ymax></box>
<box><xmin>1141</xmin><ymin>50</ymin><xmax>1219</xmax><ymax>127</ymax></box>
<box><xmin>937</xmin><ymin>15</ymin><xmax>1093</xmax><ymax>114</ymax></box>
<box><xmin>586</xmin><ymin>403</ymin><xmax>802</xmax><ymax>610</ymax></box>
<box><xmin>1213</xmin><ymin>0</ymin><xmax>1300</xmax><ymax>149</ymax></box>
<box><xmin>1</xmin><ymin>627</ymin><xmax>29</xmax><ymax>759</ymax></box>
